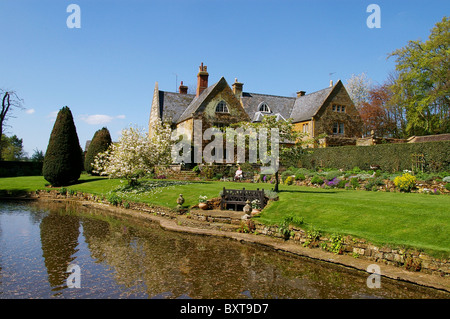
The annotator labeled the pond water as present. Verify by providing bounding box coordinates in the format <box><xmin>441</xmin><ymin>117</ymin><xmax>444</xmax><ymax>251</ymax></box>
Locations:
<box><xmin>0</xmin><ymin>200</ymin><xmax>448</xmax><ymax>299</ymax></box>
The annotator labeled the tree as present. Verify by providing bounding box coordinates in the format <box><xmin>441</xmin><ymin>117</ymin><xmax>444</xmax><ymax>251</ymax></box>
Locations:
<box><xmin>345</xmin><ymin>73</ymin><xmax>372</xmax><ymax>112</ymax></box>
<box><xmin>43</xmin><ymin>106</ymin><xmax>83</xmax><ymax>186</ymax></box>
<box><xmin>0</xmin><ymin>134</ymin><xmax>25</xmax><ymax>161</ymax></box>
<box><xmin>1</xmin><ymin>90</ymin><xmax>24</xmax><ymax>160</ymax></box>
<box><xmin>359</xmin><ymin>83</ymin><xmax>397</xmax><ymax>137</ymax></box>
<box><xmin>232</xmin><ymin>116</ymin><xmax>310</xmax><ymax>192</ymax></box>
<box><xmin>389</xmin><ymin>16</ymin><xmax>450</xmax><ymax>136</ymax></box>
<box><xmin>93</xmin><ymin>123</ymin><xmax>172</xmax><ymax>186</ymax></box>
<box><xmin>84</xmin><ymin>127</ymin><xmax>112</xmax><ymax>174</ymax></box>
<box><xmin>31</xmin><ymin>148</ymin><xmax>45</xmax><ymax>162</ymax></box>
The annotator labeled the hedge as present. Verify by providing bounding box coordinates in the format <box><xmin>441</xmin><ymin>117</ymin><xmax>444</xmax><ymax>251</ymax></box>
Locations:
<box><xmin>299</xmin><ymin>141</ymin><xmax>450</xmax><ymax>172</ymax></box>
<box><xmin>0</xmin><ymin>161</ymin><xmax>43</xmax><ymax>177</ymax></box>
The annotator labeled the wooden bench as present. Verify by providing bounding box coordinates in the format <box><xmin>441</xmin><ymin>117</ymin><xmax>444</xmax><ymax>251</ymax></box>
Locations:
<box><xmin>220</xmin><ymin>187</ymin><xmax>266</xmax><ymax>211</ymax></box>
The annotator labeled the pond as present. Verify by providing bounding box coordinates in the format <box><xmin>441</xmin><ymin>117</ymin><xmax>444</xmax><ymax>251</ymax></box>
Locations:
<box><xmin>0</xmin><ymin>200</ymin><xmax>448</xmax><ymax>299</ymax></box>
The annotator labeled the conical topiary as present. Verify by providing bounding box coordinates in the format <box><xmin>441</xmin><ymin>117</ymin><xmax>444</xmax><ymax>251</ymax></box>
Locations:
<box><xmin>43</xmin><ymin>106</ymin><xmax>83</xmax><ymax>186</ymax></box>
<box><xmin>84</xmin><ymin>127</ymin><xmax>112</xmax><ymax>174</ymax></box>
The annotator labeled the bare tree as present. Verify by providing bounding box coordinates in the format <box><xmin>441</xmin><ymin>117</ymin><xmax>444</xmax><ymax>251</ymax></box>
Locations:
<box><xmin>1</xmin><ymin>89</ymin><xmax>24</xmax><ymax>159</ymax></box>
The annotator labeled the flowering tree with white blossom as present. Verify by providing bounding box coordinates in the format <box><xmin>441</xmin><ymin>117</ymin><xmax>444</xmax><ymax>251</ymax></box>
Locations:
<box><xmin>93</xmin><ymin>122</ymin><xmax>172</xmax><ymax>186</ymax></box>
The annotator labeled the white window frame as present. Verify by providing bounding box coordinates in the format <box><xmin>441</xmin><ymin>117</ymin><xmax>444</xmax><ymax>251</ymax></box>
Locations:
<box><xmin>258</xmin><ymin>102</ymin><xmax>271</xmax><ymax>113</ymax></box>
<box><xmin>215</xmin><ymin>101</ymin><xmax>229</xmax><ymax>113</ymax></box>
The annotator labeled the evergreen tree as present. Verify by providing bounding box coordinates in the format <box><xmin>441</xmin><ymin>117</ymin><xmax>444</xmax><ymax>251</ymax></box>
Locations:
<box><xmin>43</xmin><ymin>106</ymin><xmax>82</xmax><ymax>186</ymax></box>
<box><xmin>84</xmin><ymin>127</ymin><xmax>112</xmax><ymax>174</ymax></box>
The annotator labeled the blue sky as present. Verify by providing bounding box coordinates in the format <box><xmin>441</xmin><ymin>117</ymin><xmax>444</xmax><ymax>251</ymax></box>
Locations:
<box><xmin>0</xmin><ymin>0</ymin><xmax>448</xmax><ymax>155</ymax></box>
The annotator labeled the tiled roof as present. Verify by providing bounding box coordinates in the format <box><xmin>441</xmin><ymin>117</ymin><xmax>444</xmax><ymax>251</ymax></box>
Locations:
<box><xmin>151</xmin><ymin>78</ymin><xmax>339</xmax><ymax>125</ymax></box>
<box><xmin>289</xmin><ymin>86</ymin><xmax>333</xmax><ymax>122</ymax></box>
<box><xmin>241</xmin><ymin>92</ymin><xmax>295</xmax><ymax>121</ymax></box>
<box><xmin>158</xmin><ymin>91</ymin><xmax>195</xmax><ymax>124</ymax></box>
<box><xmin>176</xmin><ymin>78</ymin><xmax>226</xmax><ymax>123</ymax></box>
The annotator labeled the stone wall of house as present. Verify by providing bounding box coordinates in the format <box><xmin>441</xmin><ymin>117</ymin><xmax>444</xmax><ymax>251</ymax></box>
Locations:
<box><xmin>314</xmin><ymin>83</ymin><xmax>363</xmax><ymax>139</ymax></box>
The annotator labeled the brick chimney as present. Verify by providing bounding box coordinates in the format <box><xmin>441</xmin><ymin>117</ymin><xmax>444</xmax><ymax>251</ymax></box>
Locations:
<box><xmin>196</xmin><ymin>62</ymin><xmax>209</xmax><ymax>97</ymax></box>
<box><xmin>297</xmin><ymin>91</ymin><xmax>306</xmax><ymax>97</ymax></box>
<box><xmin>179</xmin><ymin>81</ymin><xmax>188</xmax><ymax>94</ymax></box>
<box><xmin>232</xmin><ymin>78</ymin><xmax>243</xmax><ymax>98</ymax></box>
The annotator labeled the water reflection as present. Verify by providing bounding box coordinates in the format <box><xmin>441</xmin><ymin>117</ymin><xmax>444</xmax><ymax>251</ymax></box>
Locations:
<box><xmin>0</xmin><ymin>201</ymin><xmax>448</xmax><ymax>299</ymax></box>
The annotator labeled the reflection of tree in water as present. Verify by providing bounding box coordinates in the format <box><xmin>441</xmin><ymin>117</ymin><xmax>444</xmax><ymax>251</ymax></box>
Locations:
<box><xmin>80</xmin><ymin>214</ymin><xmax>327</xmax><ymax>298</ymax></box>
<box><xmin>39</xmin><ymin>207</ymin><xmax>80</xmax><ymax>291</ymax></box>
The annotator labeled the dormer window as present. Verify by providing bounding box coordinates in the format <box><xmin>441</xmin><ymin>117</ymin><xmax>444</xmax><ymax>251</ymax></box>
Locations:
<box><xmin>258</xmin><ymin>102</ymin><xmax>271</xmax><ymax>113</ymax></box>
<box><xmin>215</xmin><ymin>101</ymin><xmax>229</xmax><ymax>113</ymax></box>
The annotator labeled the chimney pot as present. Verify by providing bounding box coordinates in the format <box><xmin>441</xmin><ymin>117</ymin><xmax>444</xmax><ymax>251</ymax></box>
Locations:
<box><xmin>196</xmin><ymin>62</ymin><xmax>209</xmax><ymax>97</ymax></box>
<box><xmin>179</xmin><ymin>81</ymin><xmax>188</xmax><ymax>94</ymax></box>
<box><xmin>232</xmin><ymin>78</ymin><xmax>243</xmax><ymax>98</ymax></box>
<box><xmin>297</xmin><ymin>91</ymin><xmax>306</xmax><ymax>97</ymax></box>
<box><xmin>330</xmin><ymin>80</ymin><xmax>333</xmax><ymax>87</ymax></box>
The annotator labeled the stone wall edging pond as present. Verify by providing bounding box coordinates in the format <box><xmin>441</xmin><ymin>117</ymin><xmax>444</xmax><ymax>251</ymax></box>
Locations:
<box><xmin>31</xmin><ymin>189</ymin><xmax>450</xmax><ymax>279</ymax></box>
<box><xmin>251</xmin><ymin>223</ymin><xmax>450</xmax><ymax>278</ymax></box>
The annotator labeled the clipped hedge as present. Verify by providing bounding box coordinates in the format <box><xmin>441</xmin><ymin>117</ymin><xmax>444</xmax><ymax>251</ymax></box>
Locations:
<box><xmin>299</xmin><ymin>141</ymin><xmax>450</xmax><ymax>172</ymax></box>
<box><xmin>0</xmin><ymin>161</ymin><xmax>43</xmax><ymax>177</ymax></box>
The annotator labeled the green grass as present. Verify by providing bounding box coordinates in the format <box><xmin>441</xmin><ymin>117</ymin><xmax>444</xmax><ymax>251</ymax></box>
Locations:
<box><xmin>257</xmin><ymin>186</ymin><xmax>450</xmax><ymax>258</ymax></box>
<box><xmin>1</xmin><ymin>175</ymin><xmax>449</xmax><ymax>258</ymax></box>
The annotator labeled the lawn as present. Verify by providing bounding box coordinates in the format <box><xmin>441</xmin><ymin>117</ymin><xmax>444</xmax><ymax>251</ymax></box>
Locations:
<box><xmin>257</xmin><ymin>187</ymin><xmax>450</xmax><ymax>258</ymax></box>
<box><xmin>1</xmin><ymin>175</ymin><xmax>449</xmax><ymax>257</ymax></box>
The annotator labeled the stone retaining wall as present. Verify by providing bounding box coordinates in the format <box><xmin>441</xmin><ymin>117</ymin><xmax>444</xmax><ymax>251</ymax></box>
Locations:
<box><xmin>253</xmin><ymin>223</ymin><xmax>450</xmax><ymax>277</ymax></box>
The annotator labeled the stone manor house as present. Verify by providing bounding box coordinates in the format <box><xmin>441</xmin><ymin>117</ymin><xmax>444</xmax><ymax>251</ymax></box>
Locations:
<box><xmin>148</xmin><ymin>63</ymin><xmax>363</xmax><ymax>148</ymax></box>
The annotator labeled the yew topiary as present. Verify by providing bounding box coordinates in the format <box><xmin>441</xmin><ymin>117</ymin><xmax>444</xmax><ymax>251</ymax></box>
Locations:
<box><xmin>84</xmin><ymin>127</ymin><xmax>112</xmax><ymax>174</ymax></box>
<box><xmin>43</xmin><ymin>106</ymin><xmax>83</xmax><ymax>186</ymax></box>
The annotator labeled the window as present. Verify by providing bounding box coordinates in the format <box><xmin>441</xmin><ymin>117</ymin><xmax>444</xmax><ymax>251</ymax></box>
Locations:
<box><xmin>302</xmin><ymin>123</ymin><xmax>309</xmax><ymax>133</ymax></box>
<box><xmin>332</xmin><ymin>104</ymin><xmax>346</xmax><ymax>113</ymax></box>
<box><xmin>215</xmin><ymin>101</ymin><xmax>229</xmax><ymax>113</ymax></box>
<box><xmin>333</xmin><ymin>122</ymin><xmax>345</xmax><ymax>135</ymax></box>
<box><xmin>258</xmin><ymin>102</ymin><xmax>271</xmax><ymax>113</ymax></box>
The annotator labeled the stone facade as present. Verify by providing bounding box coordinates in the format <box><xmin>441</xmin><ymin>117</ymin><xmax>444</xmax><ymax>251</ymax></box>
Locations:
<box><xmin>312</xmin><ymin>80</ymin><xmax>362</xmax><ymax>140</ymax></box>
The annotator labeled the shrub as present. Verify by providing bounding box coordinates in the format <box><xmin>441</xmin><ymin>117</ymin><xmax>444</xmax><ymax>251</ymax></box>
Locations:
<box><xmin>445</xmin><ymin>183</ymin><xmax>450</xmax><ymax>191</ymax></box>
<box><xmin>350</xmin><ymin>177</ymin><xmax>360</xmax><ymax>189</ymax></box>
<box><xmin>84</xmin><ymin>127</ymin><xmax>112</xmax><ymax>174</ymax></box>
<box><xmin>295</xmin><ymin>173</ymin><xmax>306</xmax><ymax>181</ymax></box>
<box><xmin>443</xmin><ymin>176</ymin><xmax>450</xmax><ymax>183</ymax></box>
<box><xmin>394</xmin><ymin>173</ymin><xmax>417</xmax><ymax>192</ymax></box>
<box><xmin>311</xmin><ymin>175</ymin><xmax>324</xmax><ymax>185</ymax></box>
<box><xmin>323</xmin><ymin>170</ymin><xmax>343</xmax><ymax>180</ymax></box>
<box><xmin>285</xmin><ymin>176</ymin><xmax>294</xmax><ymax>185</ymax></box>
<box><xmin>364</xmin><ymin>178</ymin><xmax>385</xmax><ymax>191</ymax></box>
<box><xmin>264</xmin><ymin>189</ymin><xmax>279</xmax><ymax>201</ymax></box>
<box><xmin>43</xmin><ymin>106</ymin><xmax>83</xmax><ymax>186</ymax></box>
<box><xmin>107</xmin><ymin>192</ymin><xmax>122</xmax><ymax>206</ymax></box>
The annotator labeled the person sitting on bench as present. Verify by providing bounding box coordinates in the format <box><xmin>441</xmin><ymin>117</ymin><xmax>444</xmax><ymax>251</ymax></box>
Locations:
<box><xmin>234</xmin><ymin>166</ymin><xmax>243</xmax><ymax>181</ymax></box>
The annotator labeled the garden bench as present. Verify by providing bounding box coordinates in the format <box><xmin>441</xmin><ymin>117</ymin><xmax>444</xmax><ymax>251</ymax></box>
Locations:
<box><xmin>220</xmin><ymin>187</ymin><xmax>266</xmax><ymax>211</ymax></box>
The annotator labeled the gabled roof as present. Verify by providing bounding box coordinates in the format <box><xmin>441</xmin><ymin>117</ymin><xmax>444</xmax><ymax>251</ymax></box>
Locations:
<box><xmin>289</xmin><ymin>84</ymin><xmax>335</xmax><ymax>123</ymax></box>
<box><xmin>177</xmin><ymin>77</ymin><xmax>230</xmax><ymax>123</ymax></box>
<box><xmin>150</xmin><ymin>76</ymin><xmax>346</xmax><ymax>127</ymax></box>
<box><xmin>158</xmin><ymin>91</ymin><xmax>195</xmax><ymax>123</ymax></box>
